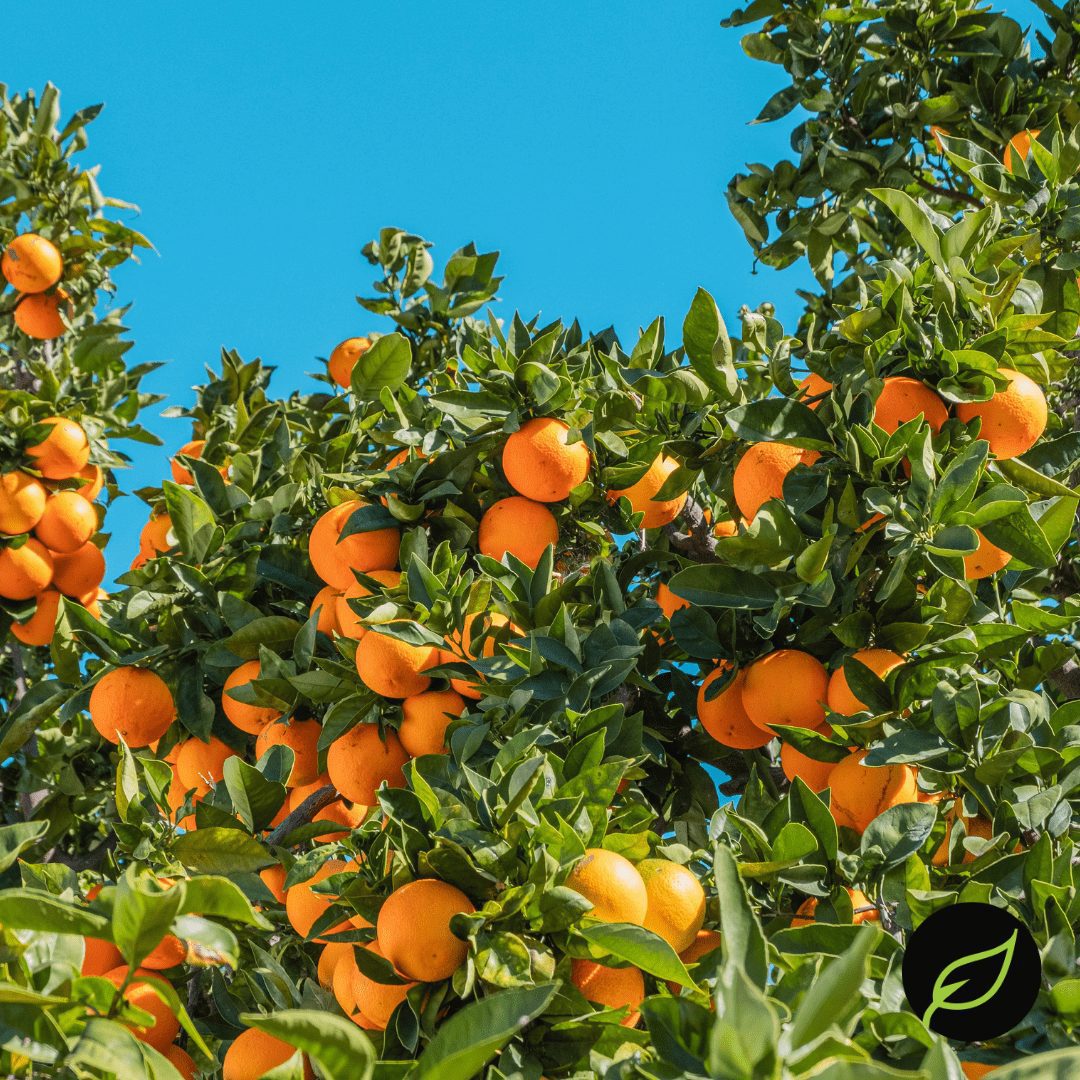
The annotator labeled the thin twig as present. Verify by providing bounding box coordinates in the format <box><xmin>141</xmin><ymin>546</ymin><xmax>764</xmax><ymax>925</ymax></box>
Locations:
<box><xmin>264</xmin><ymin>784</ymin><xmax>336</xmax><ymax>846</ymax></box>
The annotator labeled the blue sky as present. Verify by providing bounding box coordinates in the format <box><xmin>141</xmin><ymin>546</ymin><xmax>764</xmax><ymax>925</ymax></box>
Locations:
<box><xmin>5</xmin><ymin>0</ymin><xmax>1044</xmax><ymax>572</ymax></box>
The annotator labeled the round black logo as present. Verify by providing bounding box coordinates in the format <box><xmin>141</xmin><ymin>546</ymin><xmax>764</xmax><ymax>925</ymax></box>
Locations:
<box><xmin>902</xmin><ymin>902</ymin><xmax>1041</xmax><ymax>1040</ymax></box>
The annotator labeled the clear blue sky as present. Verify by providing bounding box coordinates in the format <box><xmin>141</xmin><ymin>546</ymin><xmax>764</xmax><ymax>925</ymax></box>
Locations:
<box><xmin>5</xmin><ymin>0</ymin><xmax>1044</xmax><ymax>573</ymax></box>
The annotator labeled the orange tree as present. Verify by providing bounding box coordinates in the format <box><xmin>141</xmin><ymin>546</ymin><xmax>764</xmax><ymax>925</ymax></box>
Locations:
<box><xmin>3</xmin><ymin>4</ymin><xmax>1080</xmax><ymax>1078</ymax></box>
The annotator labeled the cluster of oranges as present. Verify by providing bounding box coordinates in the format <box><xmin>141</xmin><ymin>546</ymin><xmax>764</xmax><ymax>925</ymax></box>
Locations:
<box><xmin>0</xmin><ymin>417</ymin><xmax>106</xmax><ymax>642</ymax></box>
<box><xmin>2</xmin><ymin>233</ymin><xmax>70</xmax><ymax>339</ymax></box>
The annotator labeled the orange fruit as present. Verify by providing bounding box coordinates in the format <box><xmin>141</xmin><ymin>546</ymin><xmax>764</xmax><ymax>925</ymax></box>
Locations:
<box><xmin>142</xmin><ymin>933</ymin><xmax>187</xmax><ymax>970</ymax></box>
<box><xmin>310</xmin><ymin>585</ymin><xmax>342</xmax><ymax>636</ymax></box>
<box><xmin>873</xmin><ymin>377</ymin><xmax>948</xmax><ymax>434</ymax></box>
<box><xmin>826</xmin><ymin>648</ymin><xmax>905</xmax><ymax>715</ymax></box>
<box><xmin>260</xmin><ymin>864</ymin><xmax>287</xmax><ymax>905</ymax></box>
<box><xmin>222</xmin><ymin>1027</ymin><xmax>313</xmax><ymax>1080</ymax></box>
<box><xmin>780</xmin><ymin>742</ymin><xmax>836</xmax><ymax>793</ymax></box>
<box><xmin>26</xmin><ymin>417</ymin><xmax>90</xmax><ymax>480</ymax></box>
<box><xmin>637</xmin><ymin>859</ymin><xmax>706</xmax><ymax>953</ymax></box>
<box><xmin>328</xmin><ymin>336</ymin><xmax>373</xmax><ymax>388</ymax></box>
<box><xmin>335</xmin><ymin>569</ymin><xmax>401</xmax><ymax>640</ymax></box>
<box><xmin>1003</xmin><ymin>128</ymin><xmax>1040</xmax><ymax>171</ymax></box>
<box><xmin>791</xmin><ymin>887</ymin><xmax>878</xmax><ymax>927</ymax></box>
<box><xmin>2</xmin><ymin>234</ymin><xmax>63</xmax><ymax>293</ymax></box>
<box><xmin>743</xmin><ymin>650</ymin><xmax>828</xmax><ymax>732</ymax></box>
<box><xmin>50</xmin><ymin>540</ymin><xmax>105</xmax><ymax>597</ymax></box>
<box><xmin>222</xmin><ymin>660</ymin><xmax>283</xmax><ymax>734</ymax></box>
<box><xmin>399</xmin><ymin>688</ymin><xmax>466</xmax><ymax>756</ymax></box>
<box><xmin>308</xmin><ymin>500</ymin><xmax>400</xmax><ymax>590</ymax></box>
<box><xmin>733</xmin><ymin>442</ymin><xmax>821</xmax><ymax>521</ymax></box>
<box><xmin>955</xmin><ymin>369</ymin><xmax>1047</xmax><ymax>460</ymax></box>
<box><xmin>607</xmin><ymin>455</ymin><xmax>686</xmax><ymax>529</ymax></box>
<box><xmin>102</xmin><ymin>966</ymin><xmax>180</xmax><ymax>1053</ymax></box>
<box><xmin>318</xmin><ymin>941</ymin><xmax>354</xmax><ymax>990</ymax></box>
<box><xmin>828</xmin><ymin>749</ymin><xmax>919</xmax><ymax>834</ymax></box>
<box><xmin>0</xmin><ymin>539</ymin><xmax>54</xmax><ymax>600</ymax></box>
<box><xmin>285</xmin><ymin>860</ymin><xmax>354</xmax><ymax>942</ymax></box>
<box><xmin>90</xmin><ymin>667</ymin><xmax>177</xmax><ymax>748</ymax></box>
<box><xmin>305</xmin><ymin>795</ymin><xmax>369</xmax><ymax>841</ymax></box>
<box><xmin>9</xmin><ymin>587</ymin><xmax>62</xmax><ymax>646</ymax></box>
<box><xmin>570</xmin><ymin>959</ymin><xmax>644</xmax><ymax>1027</ymax></box>
<box><xmin>0</xmin><ymin>470</ymin><xmax>47</xmax><ymax>534</ymax></box>
<box><xmin>501</xmin><ymin>417</ymin><xmax>590</xmax><ymax>503</ymax></box>
<box><xmin>796</xmin><ymin>372</ymin><xmax>832</xmax><ymax>409</ymax></box>
<box><xmin>81</xmin><ymin>936</ymin><xmax>123</xmax><ymax>976</ymax></box>
<box><xmin>256</xmin><ymin>718</ymin><xmax>322</xmax><ymax>787</ymax></box>
<box><xmin>175</xmin><ymin>736</ymin><xmax>237</xmax><ymax>793</ymax></box>
<box><xmin>331</xmin><ymin>946</ymin><xmax>361</xmax><ymax>1014</ymax></box>
<box><xmin>351</xmin><ymin>942</ymin><xmax>417</xmax><ymax>1028</ymax></box>
<box><xmin>929</xmin><ymin>125</ymin><xmax>949</xmax><ymax>151</ymax></box>
<box><xmin>932</xmin><ymin>809</ymin><xmax>995</xmax><ymax>867</ymax></box>
<box><xmin>655</xmin><ymin>581</ymin><xmax>690</xmax><ymax>620</ymax></box>
<box><xmin>667</xmin><ymin>928</ymin><xmax>723</xmax><ymax>993</ymax></box>
<box><xmin>478</xmin><ymin>495</ymin><xmax>559</xmax><ymax>568</ymax></box>
<box><xmin>74</xmin><ymin>462</ymin><xmax>105</xmax><ymax>502</ymax></box>
<box><xmin>327</xmin><ymin>723</ymin><xmax>410</xmax><ymax>805</ymax></box>
<box><xmin>712</xmin><ymin>517</ymin><xmax>738</xmax><ymax>538</ymax></box>
<box><xmin>377</xmin><ymin>878</ymin><xmax>475</xmax><ymax>981</ymax></box>
<box><xmin>169</xmin><ymin>439</ymin><xmax>226</xmax><ymax>485</ymax></box>
<box><xmin>697</xmin><ymin>667</ymin><xmax>772</xmax><ymax>750</ymax></box>
<box><xmin>33</xmin><ymin>491</ymin><xmax>97</xmax><ymax>552</ymax></box>
<box><xmin>139</xmin><ymin>514</ymin><xmax>175</xmax><ymax>556</ymax></box>
<box><xmin>964</xmin><ymin>530</ymin><xmax>1011</xmax><ymax>580</ymax></box>
<box><xmin>443</xmin><ymin>611</ymin><xmax>521</xmax><ymax>700</ymax></box>
<box><xmin>13</xmin><ymin>290</ymin><xmax>68</xmax><ymax>338</ymax></box>
<box><xmin>355</xmin><ymin>624</ymin><xmax>439</xmax><ymax>698</ymax></box>
<box><xmin>161</xmin><ymin>1045</ymin><xmax>197</xmax><ymax>1080</ymax></box>
<box><xmin>565</xmin><ymin>848</ymin><xmax>648</xmax><ymax>925</ymax></box>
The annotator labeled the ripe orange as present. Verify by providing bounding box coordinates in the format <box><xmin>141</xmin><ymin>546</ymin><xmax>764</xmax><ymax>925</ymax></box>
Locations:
<box><xmin>50</xmin><ymin>540</ymin><xmax>106</xmax><ymax>598</ymax></box>
<box><xmin>222</xmin><ymin>660</ymin><xmax>283</xmax><ymax>734</ymax></box>
<box><xmin>955</xmin><ymin>369</ymin><xmax>1047</xmax><ymax>460</ymax></box>
<box><xmin>791</xmin><ymin>887</ymin><xmax>878</xmax><ymax>927</ymax></box>
<box><xmin>74</xmin><ymin>462</ymin><xmax>105</xmax><ymax>502</ymax></box>
<box><xmin>142</xmin><ymin>932</ymin><xmax>187</xmax><ymax>970</ymax></box>
<box><xmin>318</xmin><ymin>941</ymin><xmax>354</xmax><ymax>990</ymax></box>
<box><xmin>376</xmin><ymin>878</ymin><xmax>475</xmax><ymax>981</ymax></box>
<box><xmin>355</xmin><ymin>624</ymin><xmax>439</xmax><ymax>698</ymax></box>
<box><xmin>712</xmin><ymin>517</ymin><xmax>739</xmax><ymax>538</ymax></box>
<box><xmin>565</xmin><ymin>848</ymin><xmax>648</xmax><ymax>925</ymax></box>
<box><xmin>0</xmin><ymin>539</ymin><xmax>54</xmax><ymax>599</ymax></box>
<box><xmin>399</xmin><ymin>688</ymin><xmax>466</xmax><ymax>756</ymax></box>
<box><xmin>175</xmin><ymin>736</ymin><xmax>237</xmax><ymax>794</ymax></box>
<box><xmin>10</xmin><ymin>588</ymin><xmax>62</xmax><ymax>646</ymax></box>
<box><xmin>90</xmin><ymin>667</ymin><xmax>177</xmax><ymax>748</ymax></box>
<box><xmin>26</xmin><ymin>417</ymin><xmax>90</xmax><ymax>481</ymax></box>
<box><xmin>443</xmin><ymin>611</ymin><xmax>521</xmax><ymax>699</ymax></box>
<box><xmin>959</xmin><ymin>1063</ymin><xmax>997</xmax><ymax>1080</ymax></box>
<box><xmin>697</xmin><ymin>667</ymin><xmax>772</xmax><ymax>750</ymax></box>
<box><xmin>0</xmin><ymin>470</ymin><xmax>47</xmax><ymax>534</ymax></box>
<box><xmin>335</xmin><ymin>569</ymin><xmax>401</xmax><ymax>639</ymax></box>
<box><xmin>328</xmin><ymin>336</ymin><xmax>373</xmax><ymax>388</ymax></box>
<box><xmin>260</xmin><ymin>864</ymin><xmax>287</xmax><ymax>905</ymax></box>
<box><xmin>826</xmin><ymin>648</ymin><xmax>905</xmax><ymax>716</ymax></box>
<box><xmin>501</xmin><ymin>417</ymin><xmax>590</xmax><ymax>503</ymax></box>
<box><xmin>743</xmin><ymin>650</ymin><xmax>828</xmax><ymax>732</ymax></box>
<box><xmin>570</xmin><ymin>959</ymin><xmax>644</xmax><ymax>1027</ymax></box>
<box><xmin>222</xmin><ymin>1027</ymin><xmax>313</xmax><ymax>1080</ymax></box>
<box><xmin>964</xmin><ymin>530</ymin><xmax>1011</xmax><ymax>580</ymax></box>
<box><xmin>351</xmin><ymin>942</ymin><xmax>417</xmax><ymax>1027</ymax></box>
<box><xmin>310</xmin><ymin>584</ymin><xmax>342</xmax><ymax>635</ymax></box>
<box><xmin>828</xmin><ymin>749</ymin><xmax>919</xmax><ymax>834</ymax></box>
<box><xmin>655</xmin><ymin>581</ymin><xmax>690</xmax><ymax>620</ymax></box>
<box><xmin>607</xmin><ymin>455</ymin><xmax>686</xmax><ymax>529</ymax></box>
<box><xmin>13</xmin><ymin>291</ymin><xmax>68</xmax><ymax>339</ymax></box>
<box><xmin>326</xmin><ymin>723</ymin><xmax>410</xmax><ymax>805</ymax></box>
<box><xmin>2</xmin><ymin>234</ymin><xmax>63</xmax><ymax>293</ymax></box>
<box><xmin>102</xmin><ymin>966</ymin><xmax>180</xmax><ymax>1052</ymax></box>
<box><xmin>797</xmin><ymin>372</ymin><xmax>832</xmax><ymax>409</ymax></box>
<box><xmin>873</xmin><ymin>377</ymin><xmax>948</xmax><ymax>434</ymax></box>
<box><xmin>780</xmin><ymin>742</ymin><xmax>836</xmax><ymax>793</ymax></box>
<box><xmin>667</xmin><ymin>928</ymin><xmax>723</xmax><ymax>993</ymax></box>
<box><xmin>308</xmin><ymin>500</ymin><xmax>400</xmax><ymax>590</ymax></box>
<box><xmin>285</xmin><ymin>860</ymin><xmax>354</xmax><ymax>942</ymax></box>
<box><xmin>161</xmin><ymin>1045</ymin><xmax>197</xmax><ymax>1080</ymax></box>
<box><xmin>169</xmin><ymin>439</ymin><xmax>225</xmax><ymax>485</ymax></box>
<box><xmin>33</xmin><ymin>491</ymin><xmax>97</xmax><ymax>552</ymax></box>
<box><xmin>255</xmin><ymin>718</ymin><xmax>322</xmax><ymax>787</ymax></box>
<box><xmin>637</xmin><ymin>859</ymin><xmax>706</xmax><ymax>953</ymax></box>
<box><xmin>331</xmin><ymin>945</ymin><xmax>361</xmax><ymax>1014</ymax></box>
<box><xmin>732</xmin><ymin>442</ymin><xmax>821</xmax><ymax>521</ymax></box>
<box><xmin>1003</xmin><ymin>128</ymin><xmax>1040</xmax><ymax>171</ymax></box>
<box><xmin>81</xmin><ymin>936</ymin><xmax>123</xmax><ymax>976</ymax></box>
<box><xmin>478</xmin><ymin>495</ymin><xmax>559</xmax><ymax>567</ymax></box>
<box><xmin>932</xmin><ymin>809</ymin><xmax>995</xmax><ymax>867</ymax></box>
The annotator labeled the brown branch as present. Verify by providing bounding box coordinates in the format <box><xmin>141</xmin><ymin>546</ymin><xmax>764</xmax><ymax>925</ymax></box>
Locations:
<box><xmin>913</xmin><ymin>175</ymin><xmax>982</xmax><ymax>209</ymax></box>
<box><xmin>663</xmin><ymin>497</ymin><xmax>719</xmax><ymax>563</ymax></box>
<box><xmin>264</xmin><ymin>784</ymin><xmax>336</xmax><ymax>846</ymax></box>
<box><xmin>1047</xmin><ymin>658</ymin><xmax>1080</xmax><ymax>701</ymax></box>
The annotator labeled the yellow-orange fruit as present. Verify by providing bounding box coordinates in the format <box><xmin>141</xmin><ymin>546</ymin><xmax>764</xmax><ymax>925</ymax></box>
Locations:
<box><xmin>327</xmin><ymin>723</ymin><xmax>410</xmax><ymax>805</ymax></box>
<box><xmin>667</xmin><ymin>928</ymin><xmax>723</xmax><ymax>993</ymax></box>
<box><xmin>0</xmin><ymin>539</ymin><xmax>54</xmax><ymax>600</ymax></box>
<box><xmin>637</xmin><ymin>859</ymin><xmax>706</xmax><ymax>953</ymax></box>
<box><xmin>780</xmin><ymin>742</ymin><xmax>836</xmax><ymax>793</ymax></box>
<box><xmin>335</xmin><ymin>569</ymin><xmax>401</xmax><ymax>640</ymax></box>
<box><xmin>74</xmin><ymin>462</ymin><xmax>105</xmax><ymax>502</ymax></box>
<box><xmin>256</xmin><ymin>718</ymin><xmax>322</xmax><ymax>787</ymax></box>
<box><xmin>656</xmin><ymin>581</ymin><xmax>690</xmax><ymax>620</ymax></box>
<box><xmin>9</xmin><ymin>587</ymin><xmax>61</xmax><ymax>646</ymax></box>
<box><xmin>318</xmin><ymin>941</ymin><xmax>354</xmax><ymax>990</ymax></box>
<box><xmin>0</xmin><ymin>471</ymin><xmax>47</xmax><ymax>534</ymax></box>
<box><xmin>797</xmin><ymin>372</ymin><xmax>832</xmax><ymax>409</ymax></box>
<box><xmin>826</xmin><ymin>648</ymin><xmax>905</xmax><ymax>716</ymax></box>
<box><xmin>697</xmin><ymin>667</ymin><xmax>772</xmax><ymax>750</ymax></box>
<box><xmin>169</xmin><ymin>439</ymin><xmax>223</xmax><ymax>485</ymax></box>
<box><xmin>570</xmin><ymin>959</ymin><xmax>644</xmax><ymax>1027</ymax></box>
<box><xmin>33</xmin><ymin>491</ymin><xmax>97</xmax><ymax>553</ymax></box>
<box><xmin>399</xmin><ymin>689</ymin><xmax>466</xmax><ymax>757</ymax></box>
<box><xmin>285</xmin><ymin>860</ymin><xmax>354</xmax><ymax>942</ymax></box>
<box><xmin>733</xmin><ymin>442</ymin><xmax>821</xmax><ymax>521</ymax></box>
<box><xmin>607</xmin><ymin>455</ymin><xmax>687</xmax><ymax>529</ymax></box>
<box><xmin>377</xmin><ymin>878</ymin><xmax>476</xmax><ymax>982</ymax></box>
<box><xmin>502</xmin><ymin>417</ymin><xmax>590</xmax><ymax>503</ymax></box>
<box><xmin>565</xmin><ymin>848</ymin><xmax>648</xmax><ymax>925</ymax></box>
<box><xmin>13</xmin><ymin>291</ymin><xmax>67</xmax><ymax>339</ymax></box>
<box><xmin>139</xmin><ymin>514</ymin><xmax>175</xmax><ymax>556</ymax></box>
<box><xmin>90</xmin><ymin>667</ymin><xmax>177</xmax><ymax>748</ymax></box>
<box><xmin>222</xmin><ymin>1027</ymin><xmax>313</xmax><ymax>1080</ymax></box>
<box><xmin>175</xmin><ymin>736</ymin><xmax>237</xmax><ymax>793</ymax></box>
<box><xmin>102</xmin><ymin>966</ymin><xmax>179</xmax><ymax>1053</ymax></box>
<box><xmin>828</xmin><ymin>749</ymin><xmax>919</xmax><ymax>834</ymax></box>
<box><xmin>222</xmin><ymin>660</ymin><xmax>283</xmax><ymax>735</ymax></box>
<box><xmin>328</xmin><ymin>336</ymin><xmax>373</xmax><ymax>388</ymax></box>
<box><xmin>955</xmin><ymin>369</ymin><xmax>1047</xmax><ymax>460</ymax></box>
<box><xmin>2</xmin><ymin>234</ymin><xmax>63</xmax><ymax>293</ymax></box>
<box><xmin>356</xmin><ymin>624</ymin><xmax>439</xmax><ymax>698</ymax></box>
<box><xmin>743</xmin><ymin>650</ymin><xmax>828</xmax><ymax>732</ymax></box>
<box><xmin>791</xmin><ymin>887</ymin><xmax>879</xmax><ymax>927</ymax></box>
<box><xmin>260</xmin><ymin>864</ymin><xmax>287</xmax><ymax>905</ymax></box>
<box><xmin>81</xmin><ymin>936</ymin><xmax>123</xmax><ymax>976</ymax></box>
<box><xmin>332</xmin><ymin>946</ymin><xmax>360</xmax><ymax>1015</ymax></box>
<box><xmin>478</xmin><ymin>495</ymin><xmax>559</xmax><ymax>568</ymax></box>
<box><xmin>142</xmin><ymin>933</ymin><xmax>187</xmax><ymax>970</ymax></box>
<box><xmin>1003</xmin><ymin>128</ymin><xmax>1041</xmax><ymax>171</ymax></box>
<box><xmin>873</xmin><ymin>377</ymin><xmax>948</xmax><ymax>434</ymax></box>
<box><xmin>161</xmin><ymin>1045</ymin><xmax>197</xmax><ymax>1080</ymax></box>
<box><xmin>712</xmin><ymin>517</ymin><xmax>739</xmax><ymax>538</ymax></box>
<box><xmin>351</xmin><ymin>942</ymin><xmax>417</xmax><ymax>1028</ymax></box>
<box><xmin>964</xmin><ymin>530</ymin><xmax>1011</xmax><ymax>580</ymax></box>
<box><xmin>26</xmin><ymin>417</ymin><xmax>90</xmax><ymax>480</ymax></box>
<box><xmin>50</xmin><ymin>540</ymin><xmax>105</xmax><ymax>598</ymax></box>
<box><xmin>932</xmin><ymin>809</ymin><xmax>995</xmax><ymax>867</ymax></box>
<box><xmin>308</xmin><ymin>500</ymin><xmax>400</xmax><ymax>590</ymax></box>
<box><xmin>310</xmin><ymin>584</ymin><xmax>342</xmax><ymax>635</ymax></box>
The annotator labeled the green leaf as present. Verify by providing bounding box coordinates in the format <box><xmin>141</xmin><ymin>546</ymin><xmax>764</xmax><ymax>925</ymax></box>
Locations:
<box><xmin>981</xmin><ymin>507</ymin><xmax>1056</xmax><ymax>567</ymax></box>
<box><xmin>179</xmin><ymin>875</ymin><xmax>273</xmax><ymax>929</ymax></box>
<box><xmin>242</xmin><ymin>1010</ymin><xmax>375</xmax><ymax>1080</ymax></box>
<box><xmin>163</xmin><ymin>480</ymin><xmax>220</xmax><ymax>563</ymax></box>
<box><xmin>0</xmin><ymin>888</ymin><xmax>109</xmax><ymax>937</ymax></box>
<box><xmin>172</xmin><ymin>827</ymin><xmax>271</xmax><ymax>874</ymax></box>
<box><xmin>580</xmin><ymin>922</ymin><xmax>693</xmax><ymax>986</ymax></box>
<box><xmin>0</xmin><ymin>821</ymin><xmax>48</xmax><ymax>873</ymax></box>
<box><xmin>859</xmin><ymin>802</ymin><xmax>938</xmax><ymax>869</ymax></box>
<box><xmin>70</xmin><ymin>1018</ymin><xmax>187</xmax><ymax>1080</ymax></box>
<box><xmin>714</xmin><ymin>845</ymin><xmax>768</xmax><ymax>988</ymax></box>
<box><xmin>682</xmin><ymin>287</ymin><xmax>737</xmax><ymax>398</ymax></box>
<box><xmin>725</xmin><ymin>398</ymin><xmax>832</xmax><ymax>450</ymax></box>
<box><xmin>223</xmin><ymin>755</ymin><xmax>287</xmax><ymax>832</ymax></box>
<box><xmin>668</xmin><ymin>565</ymin><xmax>777</xmax><ymax>609</ymax></box>
<box><xmin>870</xmin><ymin>188</ymin><xmax>944</xmax><ymax>267</ymax></box>
<box><xmin>221</xmin><ymin>617</ymin><xmax>301</xmax><ymax>660</ymax></box>
<box><xmin>351</xmin><ymin>332</ymin><xmax>412</xmax><ymax>398</ymax></box>
<box><xmin>113</xmin><ymin>870</ymin><xmax>184</xmax><ymax>969</ymax></box>
<box><xmin>985</xmin><ymin>1049</ymin><xmax>1080</xmax><ymax>1079</ymax></box>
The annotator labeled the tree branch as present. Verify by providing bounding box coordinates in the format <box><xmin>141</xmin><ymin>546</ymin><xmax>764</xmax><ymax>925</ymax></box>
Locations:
<box><xmin>264</xmin><ymin>784</ymin><xmax>336</xmax><ymax>846</ymax></box>
<box><xmin>664</xmin><ymin>497</ymin><xmax>719</xmax><ymax>563</ymax></box>
<box><xmin>45</xmin><ymin>834</ymin><xmax>117</xmax><ymax>872</ymax></box>
<box><xmin>913</xmin><ymin>175</ymin><xmax>982</xmax><ymax>209</ymax></box>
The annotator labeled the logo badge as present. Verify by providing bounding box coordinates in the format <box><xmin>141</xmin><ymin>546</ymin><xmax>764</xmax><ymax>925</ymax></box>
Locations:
<box><xmin>902</xmin><ymin>902</ymin><xmax>1041</xmax><ymax>1040</ymax></box>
